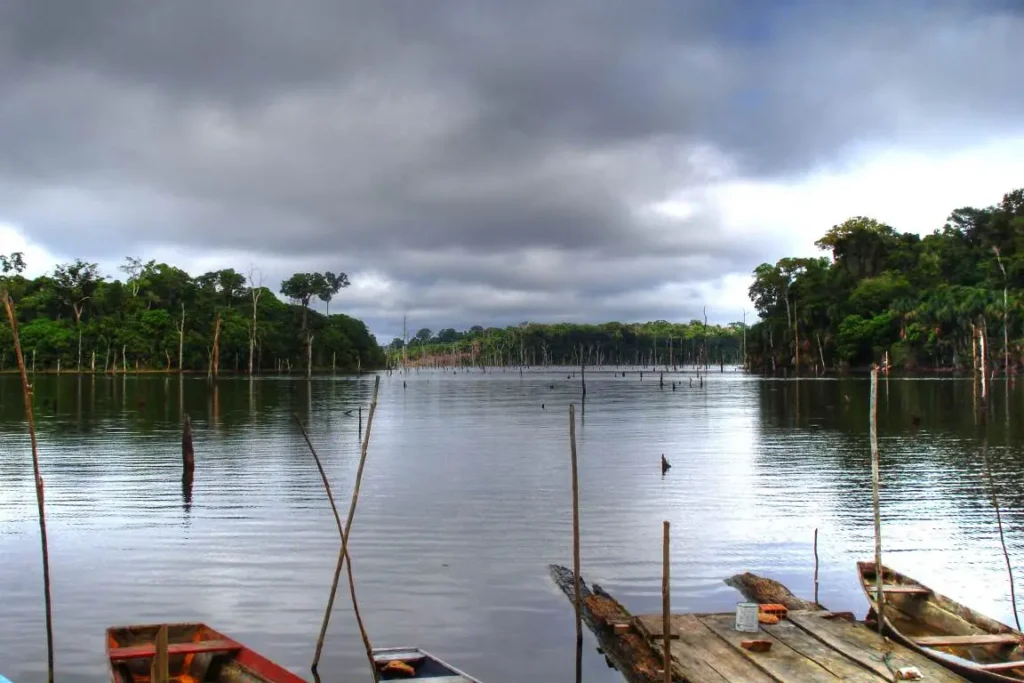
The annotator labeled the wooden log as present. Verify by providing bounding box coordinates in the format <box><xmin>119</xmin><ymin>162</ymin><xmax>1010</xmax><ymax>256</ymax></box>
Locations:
<box><xmin>724</xmin><ymin>572</ymin><xmax>825</xmax><ymax>611</ymax></box>
<box><xmin>550</xmin><ymin>565</ymin><xmax>665</xmax><ymax>683</ymax></box>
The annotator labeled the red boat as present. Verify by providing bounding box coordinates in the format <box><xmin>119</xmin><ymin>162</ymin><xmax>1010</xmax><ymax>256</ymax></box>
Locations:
<box><xmin>106</xmin><ymin>623</ymin><xmax>306</xmax><ymax>683</ymax></box>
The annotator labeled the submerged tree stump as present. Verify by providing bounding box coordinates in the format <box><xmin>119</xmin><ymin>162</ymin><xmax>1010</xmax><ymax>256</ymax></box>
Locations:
<box><xmin>724</xmin><ymin>572</ymin><xmax>825</xmax><ymax>611</ymax></box>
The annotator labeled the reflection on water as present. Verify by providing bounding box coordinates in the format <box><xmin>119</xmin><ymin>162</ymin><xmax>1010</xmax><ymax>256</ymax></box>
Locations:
<box><xmin>1</xmin><ymin>370</ymin><xmax>1024</xmax><ymax>682</ymax></box>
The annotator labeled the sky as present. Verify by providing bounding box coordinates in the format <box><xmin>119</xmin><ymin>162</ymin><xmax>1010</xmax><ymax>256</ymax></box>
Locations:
<box><xmin>1</xmin><ymin>1</ymin><xmax>1022</xmax><ymax>342</ymax></box>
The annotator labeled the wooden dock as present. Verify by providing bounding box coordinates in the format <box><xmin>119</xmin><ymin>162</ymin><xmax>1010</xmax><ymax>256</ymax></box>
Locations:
<box><xmin>549</xmin><ymin>565</ymin><xmax>969</xmax><ymax>683</ymax></box>
<box><xmin>634</xmin><ymin>609</ymin><xmax>966</xmax><ymax>682</ymax></box>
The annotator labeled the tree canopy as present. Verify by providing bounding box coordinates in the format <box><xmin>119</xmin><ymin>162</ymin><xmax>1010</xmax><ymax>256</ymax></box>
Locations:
<box><xmin>748</xmin><ymin>187</ymin><xmax>1024</xmax><ymax>371</ymax></box>
<box><xmin>0</xmin><ymin>256</ymin><xmax>384</xmax><ymax>373</ymax></box>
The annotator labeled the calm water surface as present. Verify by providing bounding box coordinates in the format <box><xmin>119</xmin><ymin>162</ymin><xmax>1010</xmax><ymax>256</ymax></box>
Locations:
<box><xmin>2</xmin><ymin>369</ymin><xmax>1024</xmax><ymax>682</ymax></box>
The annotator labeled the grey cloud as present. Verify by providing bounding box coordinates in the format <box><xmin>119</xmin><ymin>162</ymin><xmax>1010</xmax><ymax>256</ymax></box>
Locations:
<box><xmin>1</xmin><ymin>0</ymin><xmax>1021</xmax><ymax>338</ymax></box>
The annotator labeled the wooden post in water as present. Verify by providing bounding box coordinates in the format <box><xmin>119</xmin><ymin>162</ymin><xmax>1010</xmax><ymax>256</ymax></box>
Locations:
<box><xmin>182</xmin><ymin>414</ymin><xmax>195</xmax><ymax>476</ymax></box>
<box><xmin>980</xmin><ymin>437</ymin><xmax>1021</xmax><ymax>630</ymax></box>
<box><xmin>2</xmin><ymin>291</ymin><xmax>55</xmax><ymax>683</ymax></box>
<box><xmin>662</xmin><ymin>520</ymin><xmax>671</xmax><ymax>683</ymax></box>
<box><xmin>869</xmin><ymin>365</ymin><xmax>884</xmax><ymax>635</ymax></box>
<box><xmin>569</xmin><ymin>404</ymin><xmax>582</xmax><ymax>683</ymax></box>
<box><xmin>813</xmin><ymin>528</ymin><xmax>819</xmax><ymax>606</ymax></box>
<box><xmin>295</xmin><ymin>411</ymin><xmax>378</xmax><ymax>681</ymax></box>
<box><xmin>358</xmin><ymin>405</ymin><xmax>363</xmax><ymax>437</ymax></box>
<box><xmin>312</xmin><ymin>375</ymin><xmax>380</xmax><ymax>676</ymax></box>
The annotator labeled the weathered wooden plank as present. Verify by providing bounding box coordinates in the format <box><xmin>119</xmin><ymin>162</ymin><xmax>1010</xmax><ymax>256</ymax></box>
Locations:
<box><xmin>758</xmin><ymin>618</ymin><xmax>882</xmax><ymax>682</ymax></box>
<box><xmin>635</xmin><ymin>614</ymin><xmax>774</xmax><ymax>683</ymax></box>
<box><xmin>914</xmin><ymin>634</ymin><xmax>1022</xmax><ymax>647</ymax></box>
<box><xmin>699</xmin><ymin>613</ymin><xmax>844</xmax><ymax>681</ymax></box>
<box><xmin>787</xmin><ymin>611</ymin><xmax>967</xmax><ymax>683</ymax></box>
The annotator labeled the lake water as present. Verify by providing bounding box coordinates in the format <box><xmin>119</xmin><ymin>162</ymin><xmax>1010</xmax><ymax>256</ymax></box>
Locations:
<box><xmin>2</xmin><ymin>369</ymin><xmax>1023</xmax><ymax>682</ymax></box>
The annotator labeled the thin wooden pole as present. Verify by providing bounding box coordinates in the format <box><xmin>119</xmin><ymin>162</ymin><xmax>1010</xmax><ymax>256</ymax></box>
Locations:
<box><xmin>569</xmin><ymin>404</ymin><xmax>582</xmax><ymax>683</ymax></box>
<box><xmin>870</xmin><ymin>365</ymin><xmax>884</xmax><ymax>635</ymax></box>
<box><xmin>813</xmin><ymin>528</ymin><xmax>819</xmax><ymax>606</ymax></box>
<box><xmin>980</xmin><ymin>436</ymin><xmax>1021</xmax><ymax>630</ymax></box>
<box><xmin>662</xmin><ymin>520</ymin><xmax>671</xmax><ymax>683</ymax></box>
<box><xmin>311</xmin><ymin>374</ymin><xmax>380</xmax><ymax>677</ymax></box>
<box><xmin>2</xmin><ymin>291</ymin><xmax>55</xmax><ymax>683</ymax></box>
<box><xmin>294</xmin><ymin>412</ymin><xmax>377</xmax><ymax>681</ymax></box>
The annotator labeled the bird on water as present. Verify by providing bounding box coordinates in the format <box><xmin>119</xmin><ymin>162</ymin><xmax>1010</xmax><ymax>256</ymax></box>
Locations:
<box><xmin>661</xmin><ymin>454</ymin><xmax>671</xmax><ymax>475</ymax></box>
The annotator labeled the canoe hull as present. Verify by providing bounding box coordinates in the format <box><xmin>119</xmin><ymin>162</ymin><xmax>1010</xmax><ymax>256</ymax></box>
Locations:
<box><xmin>857</xmin><ymin>561</ymin><xmax>1024</xmax><ymax>683</ymax></box>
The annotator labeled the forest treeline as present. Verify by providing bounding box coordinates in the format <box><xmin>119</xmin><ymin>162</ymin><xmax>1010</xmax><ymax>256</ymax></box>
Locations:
<box><xmin>0</xmin><ymin>255</ymin><xmax>385</xmax><ymax>373</ymax></box>
<box><xmin>747</xmin><ymin>187</ymin><xmax>1024</xmax><ymax>372</ymax></box>
<box><xmin>386</xmin><ymin>319</ymin><xmax>745</xmax><ymax>368</ymax></box>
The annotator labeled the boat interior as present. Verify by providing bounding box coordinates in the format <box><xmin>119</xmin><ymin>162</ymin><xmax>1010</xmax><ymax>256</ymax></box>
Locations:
<box><xmin>860</xmin><ymin>562</ymin><xmax>1024</xmax><ymax>675</ymax></box>
<box><xmin>374</xmin><ymin>648</ymin><xmax>477</xmax><ymax>682</ymax></box>
<box><xmin>107</xmin><ymin>623</ymin><xmax>255</xmax><ymax>683</ymax></box>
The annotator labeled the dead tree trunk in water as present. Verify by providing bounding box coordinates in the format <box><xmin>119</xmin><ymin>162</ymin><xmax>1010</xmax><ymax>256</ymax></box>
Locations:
<box><xmin>307</xmin><ymin>334</ymin><xmax>314</xmax><ymax>379</ymax></box>
<box><xmin>212</xmin><ymin>312</ymin><xmax>222</xmax><ymax>378</ymax></box>
<box><xmin>177</xmin><ymin>302</ymin><xmax>186</xmax><ymax>373</ymax></box>
<box><xmin>247</xmin><ymin>268</ymin><xmax>264</xmax><ymax>376</ymax></box>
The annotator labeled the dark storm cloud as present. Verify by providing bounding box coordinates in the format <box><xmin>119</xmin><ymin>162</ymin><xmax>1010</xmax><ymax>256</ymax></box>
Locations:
<box><xmin>1</xmin><ymin>0</ymin><xmax>1021</xmax><ymax>338</ymax></box>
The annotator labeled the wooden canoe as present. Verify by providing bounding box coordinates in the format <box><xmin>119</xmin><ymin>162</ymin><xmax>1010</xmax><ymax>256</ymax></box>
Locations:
<box><xmin>373</xmin><ymin>647</ymin><xmax>483</xmax><ymax>681</ymax></box>
<box><xmin>106</xmin><ymin>623</ymin><xmax>305</xmax><ymax>683</ymax></box>
<box><xmin>858</xmin><ymin>561</ymin><xmax>1024</xmax><ymax>683</ymax></box>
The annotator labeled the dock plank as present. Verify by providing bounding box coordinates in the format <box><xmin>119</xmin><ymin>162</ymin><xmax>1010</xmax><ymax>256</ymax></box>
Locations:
<box><xmin>787</xmin><ymin>611</ymin><xmax>967</xmax><ymax>683</ymax></box>
<box><xmin>699</xmin><ymin>613</ymin><xmax>845</xmax><ymax>681</ymax></box>
<box><xmin>757</xmin><ymin>618</ymin><xmax>881</xmax><ymax>682</ymax></box>
<box><xmin>635</xmin><ymin>614</ymin><xmax>774</xmax><ymax>683</ymax></box>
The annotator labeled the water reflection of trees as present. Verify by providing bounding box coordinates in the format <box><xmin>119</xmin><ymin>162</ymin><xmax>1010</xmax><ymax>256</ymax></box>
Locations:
<box><xmin>754</xmin><ymin>377</ymin><xmax>1024</xmax><ymax>545</ymax></box>
<box><xmin>0</xmin><ymin>375</ymin><xmax>373</xmax><ymax>488</ymax></box>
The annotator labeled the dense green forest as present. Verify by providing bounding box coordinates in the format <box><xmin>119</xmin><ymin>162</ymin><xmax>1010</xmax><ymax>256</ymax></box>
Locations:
<box><xmin>0</xmin><ymin>255</ymin><xmax>385</xmax><ymax>373</ymax></box>
<box><xmin>747</xmin><ymin>187</ymin><xmax>1024</xmax><ymax>372</ymax></box>
<box><xmin>386</xmin><ymin>319</ymin><xmax>745</xmax><ymax>368</ymax></box>
<box><xmin>5</xmin><ymin>185</ymin><xmax>1017</xmax><ymax>376</ymax></box>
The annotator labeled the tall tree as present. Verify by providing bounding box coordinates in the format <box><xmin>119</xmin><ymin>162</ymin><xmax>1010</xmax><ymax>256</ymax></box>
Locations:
<box><xmin>53</xmin><ymin>260</ymin><xmax>101</xmax><ymax>370</ymax></box>
<box><xmin>247</xmin><ymin>266</ymin><xmax>264</xmax><ymax>375</ymax></box>
<box><xmin>315</xmin><ymin>271</ymin><xmax>350</xmax><ymax>316</ymax></box>
<box><xmin>280</xmin><ymin>272</ymin><xmax>319</xmax><ymax>377</ymax></box>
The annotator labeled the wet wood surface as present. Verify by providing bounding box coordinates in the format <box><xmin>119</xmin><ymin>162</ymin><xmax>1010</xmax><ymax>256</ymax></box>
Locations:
<box><xmin>632</xmin><ymin>610</ymin><xmax>969</xmax><ymax>682</ymax></box>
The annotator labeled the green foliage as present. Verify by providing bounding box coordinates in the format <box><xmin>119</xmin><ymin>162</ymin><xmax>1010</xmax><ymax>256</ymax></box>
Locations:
<box><xmin>395</xmin><ymin>319</ymin><xmax>745</xmax><ymax>367</ymax></box>
<box><xmin>2</xmin><ymin>259</ymin><xmax>384</xmax><ymax>373</ymax></box>
<box><xmin>749</xmin><ymin>186</ymin><xmax>1024</xmax><ymax>370</ymax></box>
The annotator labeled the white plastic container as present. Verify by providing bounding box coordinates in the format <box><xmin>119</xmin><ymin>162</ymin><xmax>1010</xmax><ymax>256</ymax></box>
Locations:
<box><xmin>735</xmin><ymin>602</ymin><xmax>760</xmax><ymax>632</ymax></box>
